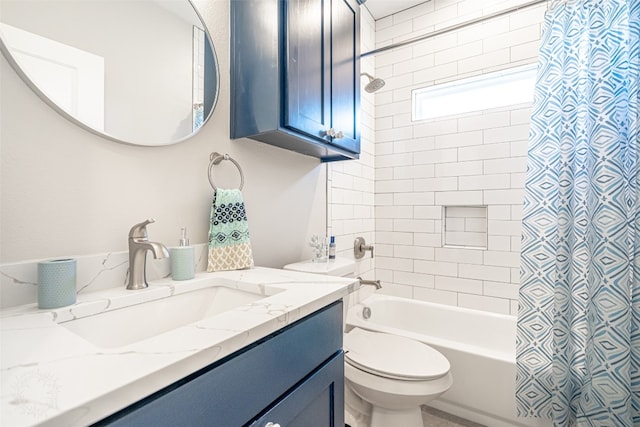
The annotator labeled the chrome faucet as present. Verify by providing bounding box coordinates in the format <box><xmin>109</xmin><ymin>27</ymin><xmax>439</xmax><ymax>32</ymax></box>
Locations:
<box><xmin>127</xmin><ymin>219</ymin><xmax>169</xmax><ymax>290</ymax></box>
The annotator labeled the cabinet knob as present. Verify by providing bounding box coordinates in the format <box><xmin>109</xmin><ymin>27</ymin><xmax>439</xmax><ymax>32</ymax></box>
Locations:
<box><xmin>325</xmin><ymin>128</ymin><xmax>344</xmax><ymax>139</ymax></box>
<box><xmin>265</xmin><ymin>423</ymin><xmax>281</xmax><ymax>427</ymax></box>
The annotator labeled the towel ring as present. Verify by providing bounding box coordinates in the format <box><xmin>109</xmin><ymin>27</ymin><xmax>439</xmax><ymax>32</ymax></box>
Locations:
<box><xmin>208</xmin><ymin>152</ymin><xmax>245</xmax><ymax>191</ymax></box>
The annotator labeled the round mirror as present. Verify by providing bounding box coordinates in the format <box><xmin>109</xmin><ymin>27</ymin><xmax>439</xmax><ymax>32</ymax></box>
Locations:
<box><xmin>0</xmin><ymin>0</ymin><xmax>219</xmax><ymax>146</ymax></box>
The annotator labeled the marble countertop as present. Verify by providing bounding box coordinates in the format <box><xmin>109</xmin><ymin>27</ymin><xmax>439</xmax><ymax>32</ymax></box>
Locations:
<box><xmin>0</xmin><ymin>267</ymin><xmax>358</xmax><ymax>427</ymax></box>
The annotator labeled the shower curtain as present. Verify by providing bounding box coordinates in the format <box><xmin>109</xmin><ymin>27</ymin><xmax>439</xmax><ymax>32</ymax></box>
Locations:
<box><xmin>516</xmin><ymin>0</ymin><xmax>639</xmax><ymax>425</ymax></box>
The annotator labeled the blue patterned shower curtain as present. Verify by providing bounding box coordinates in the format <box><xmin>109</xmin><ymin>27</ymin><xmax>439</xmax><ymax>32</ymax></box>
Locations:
<box><xmin>516</xmin><ymin>0</ymin><xmax>640</xmax><ymax>425</ymax></box>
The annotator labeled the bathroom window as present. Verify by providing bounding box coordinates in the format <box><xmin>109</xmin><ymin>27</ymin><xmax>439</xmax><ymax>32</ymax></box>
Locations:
<box><xmin>412</xmin><ymin>64</ymin><xmax>537</xmax><ymax>121</ymax></box>
<box><xmin>443</xmin><ymin>206</ymin><xmax>487</xmax><ymax>249</ymax></box>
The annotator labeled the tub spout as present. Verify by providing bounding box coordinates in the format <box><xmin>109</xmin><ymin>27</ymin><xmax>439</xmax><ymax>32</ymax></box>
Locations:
<box><xmin>357</xmin><ymin>277</ymin><xmax>382</xmax><ymax>289</ymax></box>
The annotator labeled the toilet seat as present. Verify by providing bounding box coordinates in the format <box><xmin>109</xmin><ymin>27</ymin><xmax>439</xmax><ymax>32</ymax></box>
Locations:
<box><xmin>344</xmin><ymin>328</ymin><xmax>450</xmax><ymax>381</ymax></box>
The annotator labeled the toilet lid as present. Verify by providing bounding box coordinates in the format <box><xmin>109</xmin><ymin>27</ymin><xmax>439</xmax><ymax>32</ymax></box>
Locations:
<box><xmin>344</xmin><ymin>328</ymin><xmax>450</xmax><ymax>380</ymax></box>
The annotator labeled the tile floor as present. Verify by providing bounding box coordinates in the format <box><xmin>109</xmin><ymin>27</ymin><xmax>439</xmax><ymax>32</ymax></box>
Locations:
<box><xmin>421</xmin><ymin>406</ymin><xmax>486</xmax><ymax>427</ymax></box>
<box><xmin>345</xmin><ymin>406</ymin><xmax>485</xmax><ymax>427</ymax></box>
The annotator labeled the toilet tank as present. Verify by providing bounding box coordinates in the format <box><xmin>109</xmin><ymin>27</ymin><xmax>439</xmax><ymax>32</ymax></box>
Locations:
<box><xmin>283</xmin><ymin>257</ymin><xmax>356</xmax><ymax>278</ymax></box>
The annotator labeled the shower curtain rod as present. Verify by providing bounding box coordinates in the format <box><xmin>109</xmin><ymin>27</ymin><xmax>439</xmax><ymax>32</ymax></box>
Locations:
<box><xmin>361</xmin><ymin>0</ymin><xmax>548</xmax><ymax>57</ymax></box>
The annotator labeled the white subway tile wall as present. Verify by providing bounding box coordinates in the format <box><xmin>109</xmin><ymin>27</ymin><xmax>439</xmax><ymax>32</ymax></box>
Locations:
<box><xmin>371</xmin><ymin>0</ymin><xmax>546</xmax><ymax>314</ymax></box>
<box><xmin>327</xmin><ymin>9</ymin><xmax>376</xmax><ymax>293</ymax></box>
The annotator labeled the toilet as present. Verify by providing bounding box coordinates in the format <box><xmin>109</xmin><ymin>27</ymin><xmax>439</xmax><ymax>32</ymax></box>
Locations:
<box><xmin>283</xmin><ymin>257</ymin><xmax>453</xmax><ymax>427</ymax></box>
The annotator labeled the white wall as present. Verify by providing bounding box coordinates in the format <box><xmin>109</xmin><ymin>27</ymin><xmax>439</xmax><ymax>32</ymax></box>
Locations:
<box><xmin>0</xmin><ymin>0</ymin><xmax>326</xmax><ymax>269</ymax></box>
<box><xmin>372</xmin><ymin>0</ymin><xmax>546</xmax><ymax>315</ymax></box>
<box><xmin>328</xmin><ymin>7</ymin><xmax>376</xmax><ymax>284</ymax></box>
<box><xmin>1</xmin><ymin>0</ymin><xmax>544</xmax><ymax>315</ymax></box>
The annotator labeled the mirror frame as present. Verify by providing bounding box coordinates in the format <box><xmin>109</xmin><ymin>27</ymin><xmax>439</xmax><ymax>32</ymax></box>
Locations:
<box><xmin>0</xmin><ymin>0</ymin><xmax>220</xmax><ymax>146</ymax></box>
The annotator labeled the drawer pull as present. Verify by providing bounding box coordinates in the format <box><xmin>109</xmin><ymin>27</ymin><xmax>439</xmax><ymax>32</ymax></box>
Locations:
<box><xmin>265</xmin><ymin>423</ymin><xmax>281</xmax><ymax>427</ymax></box>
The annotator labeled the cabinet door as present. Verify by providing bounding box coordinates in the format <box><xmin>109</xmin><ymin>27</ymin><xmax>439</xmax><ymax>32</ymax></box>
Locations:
<box><xmin>250</xmin><ymin>352</ymin><xmax>345</xmax><ymax>427</ymax></box>
<box><xmin>330</xmin><ymin>0</ymin><xmax>360</xmax><ymax>154</ymax></box>
<box><xmin>284</xmin><ymin>0</ymin><xmax>331</xmax><ymax>141</ymax></box>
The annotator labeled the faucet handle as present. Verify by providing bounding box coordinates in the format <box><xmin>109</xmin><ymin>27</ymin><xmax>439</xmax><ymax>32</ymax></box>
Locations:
<box><xmin>366</xmin><ymin>245</ymin><xmax>374</xmax><ymax>258</ymax></box>
<box><xmin>354</xmin><ymin>237</ymin><xmax>375</xmax><ymax>259</ymax></box>
<box><xmin>128</xmin><ymin>218</ymin><xmax>155</xmax><ymax>240</ymax></box>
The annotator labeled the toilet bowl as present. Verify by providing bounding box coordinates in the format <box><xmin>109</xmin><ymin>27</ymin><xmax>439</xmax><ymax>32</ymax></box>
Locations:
<box><xmin>344</xmin><ymin>327</ymin><xmax>452</xmax><ymax>427</ymax></box>
<box><xmin>283</xmin><ymin>257</ymin><xmax>453</xmax><ymax>427</ymax></box>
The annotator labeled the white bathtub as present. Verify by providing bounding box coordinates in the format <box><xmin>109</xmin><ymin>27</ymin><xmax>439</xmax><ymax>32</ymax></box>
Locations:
<box><xmin>346</xmin><ymin>295</ymin><xmax>550</xmax><ymax>427</ymax></box>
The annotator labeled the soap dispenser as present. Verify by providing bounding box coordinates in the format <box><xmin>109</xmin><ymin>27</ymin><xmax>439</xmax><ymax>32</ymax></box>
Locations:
<box><xmin>170</xmin><ymin>227</ymin><xmax>195</xmax><ymax>280</ymax></box>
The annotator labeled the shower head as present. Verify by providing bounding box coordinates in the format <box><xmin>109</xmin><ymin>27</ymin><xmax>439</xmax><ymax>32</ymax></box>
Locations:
<box><xmin>361</xmin><ymin>72</ymin><xmax>385</xmax><ymax>93</ymax></box>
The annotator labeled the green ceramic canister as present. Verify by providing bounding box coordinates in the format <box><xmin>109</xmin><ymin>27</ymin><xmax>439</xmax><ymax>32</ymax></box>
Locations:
<box><xmin>37</xmin><ymin>258</ymin><xmax>77</xmax><ymax>309</ymax></box>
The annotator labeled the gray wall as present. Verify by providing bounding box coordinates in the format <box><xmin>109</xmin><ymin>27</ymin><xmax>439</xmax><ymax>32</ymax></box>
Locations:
<box><xmin>0</xmin><ymin>0</ymin><xmax>326</xmax><ymax>268</ymax></box>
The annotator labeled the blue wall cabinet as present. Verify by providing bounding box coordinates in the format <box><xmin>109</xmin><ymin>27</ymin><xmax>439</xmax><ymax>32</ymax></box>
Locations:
<box><xmin>94</xmin><ymin>301</ymin><xmax>344</xmax><ymax>426</ymax></box>
<box><xmin>231</xmin><ymin>0</ymin><xmax>361</xmax><ymax>162</ymax></box>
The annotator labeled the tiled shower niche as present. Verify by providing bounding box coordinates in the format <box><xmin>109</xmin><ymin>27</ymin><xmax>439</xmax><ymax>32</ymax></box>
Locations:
<box><xmin>443</xmin><ymin>206</ymin><xmax>488</xmax><ymax>249</ymax></box>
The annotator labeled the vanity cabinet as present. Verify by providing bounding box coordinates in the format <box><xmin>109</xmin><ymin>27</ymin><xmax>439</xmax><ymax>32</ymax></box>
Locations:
<box><xmin>230</xmin><ymin>0</ymin><xmax>361</xmax><ymax>162</ymax></box>
<box><xmin>95</xmin><ymin>301</ymin><xmax>344</xmax><ymax>427</ymax></box>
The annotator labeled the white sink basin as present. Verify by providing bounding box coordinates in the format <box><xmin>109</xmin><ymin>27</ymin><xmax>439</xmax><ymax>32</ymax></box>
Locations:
<box><xmin>60</xmin><ymin>286</ymin><xmax>263</xmax><ymax>348</ymax></box>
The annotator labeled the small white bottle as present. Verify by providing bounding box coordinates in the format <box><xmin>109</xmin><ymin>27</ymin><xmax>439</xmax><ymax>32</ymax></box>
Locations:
<box><xmin>170</xmin><ymin>227</ymin><xmax>195</xmax><ymax>280</ymax></box>
<box><xmin>328</xmin><ymin>235</ymin><xmax>336</xmax><ymax>262</ymax></box>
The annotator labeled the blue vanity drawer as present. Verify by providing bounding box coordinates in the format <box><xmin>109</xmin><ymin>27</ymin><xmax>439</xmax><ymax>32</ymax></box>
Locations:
<box><xmin>97</xmin><ymin>300</ymin><xmax>343</xmax><ymax>426</ymax></box>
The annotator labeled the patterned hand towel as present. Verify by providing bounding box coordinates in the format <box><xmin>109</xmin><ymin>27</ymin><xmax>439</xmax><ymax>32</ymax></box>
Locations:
<box><xmin>207</xmin><ymin>188</ymin><xmax>254</xmax><ymax>272</ymax></box>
